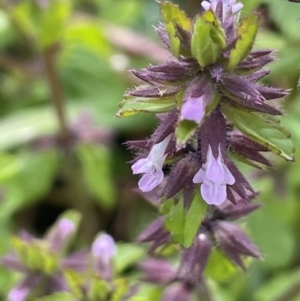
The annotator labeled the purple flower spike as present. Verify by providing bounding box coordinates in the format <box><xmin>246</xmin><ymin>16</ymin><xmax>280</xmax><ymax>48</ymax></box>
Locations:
<box><xmin>193</xmin><ymin>145</ymin><xmax>235</xmax><ymax>205</ymax></box>
<box><xmin>181</xmin><ymin>96</ymin><xmax>206</xmax><ymax>123</ymax></box>
<box><xmin>131</xmin><ymin>134</ymin><xmax>172</xmax><ymax>192</ymax></box>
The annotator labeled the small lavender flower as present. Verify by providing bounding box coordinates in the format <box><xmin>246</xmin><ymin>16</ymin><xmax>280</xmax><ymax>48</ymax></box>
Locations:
<box><xmin>132</xmin><ymin>134</ymin><xmax>172</xmax><ymax>192</ymax></box>
<box><xmin>181</xmin><ymin>96</ymin><xmax>206</xmax><ymax>123</ymax></box>
<box><xmin>180</xmin><ymin>76</ymin><xmax>213</xmax><ymax>124</ymax></box>
<box><xmin>46</xmin><ymin>218</ymin><xmax>76</xmax><ymax>253</ymax></box>
<box><xmin>193</xmin><ymin>145</ymin><xmax>235</xmax><ymax>205</ymax></box>
<box><xmin>91</xmin><ymin>233</ymin><xmax>117</xmax><ymax>280</ymax></box>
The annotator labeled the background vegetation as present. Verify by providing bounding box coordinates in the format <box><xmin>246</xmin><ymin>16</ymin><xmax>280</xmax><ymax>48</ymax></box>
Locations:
<box><xmin>0</xmin><ymin>0</ymin><xmax>300</xmax><ymax>300</ymax></box>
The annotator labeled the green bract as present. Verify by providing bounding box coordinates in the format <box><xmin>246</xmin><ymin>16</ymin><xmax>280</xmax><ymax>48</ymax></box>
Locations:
<box><xmin>222</xmin><ymin>103</ymin><xmax>295</xmax><ymax>161</ymax></box>
<box><xmin>228</xmin><ymin>14</ymin><xmax>260</xmax><ymax>70</ymax></box>
<box><xmin>164</xmin><ymin>193</ymin><xmax>207</xmax><ymax>248</ymax></box>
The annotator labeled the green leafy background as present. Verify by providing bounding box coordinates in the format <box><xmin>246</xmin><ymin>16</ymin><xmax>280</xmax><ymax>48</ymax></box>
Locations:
<box><xmin>0</xmin><ymin>0</ymin><xmax>300</xmax><ymax>300</ymax></box>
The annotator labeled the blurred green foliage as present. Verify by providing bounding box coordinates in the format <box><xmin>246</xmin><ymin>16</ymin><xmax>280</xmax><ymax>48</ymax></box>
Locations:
<box><xmin>0</xmin><ymin>0</ymin><xmax>299</xmax><ymax>300</ymax></box>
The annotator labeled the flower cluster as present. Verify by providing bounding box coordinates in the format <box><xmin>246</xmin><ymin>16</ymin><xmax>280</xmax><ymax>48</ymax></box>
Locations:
<box><xmin>138</xmin><ymin>201</ymin><xmax>261</xmax><ymax>299</ymax></box>
<box><xmin>0</xmin><ymin>211</ymin><xmax>131</xmax><ymax>301</ymax></box>
<box><xmin>118</xmin><ymin>0</ymin><xmax>294</xmax><ymax>297</ymax></box>
<box><xmin>121</xmin><ymin>0</ymin><xmax>293</xmax><ymax>206</ymax></box>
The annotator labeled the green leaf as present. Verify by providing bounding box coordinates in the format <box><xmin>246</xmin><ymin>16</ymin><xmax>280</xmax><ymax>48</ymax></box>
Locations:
<box><xmin>111</xmin><ymin>279</ymin><xmax>129</xmax><ymax>301</ymax></box>
<box><xmin>183</xmin><ymin>192</ymin><xmax>208</xmax><ymax>248</ymax></box>
<box><xmin>64</xmin><ymin>20</ymin><xmax>111</xmax><ymax>58</ymax></box>
<box><xmin>77</xmin><ymin>144</ymin><xmax>116</xmax><ymax>209</ymax></box>
<box><xmin>12</xmin><ymin>237</ymin><xmax>57</xmax><ymax>274</ymax></box>
<box><xmin>221</xmin><ymin>103</ymin><xmax>295</xmax><ymax>161</ymax></box>
<box><xmin>64</xmin><ymin>270</ymin><xmax>85</xmax><ymax>299</ymax></box>
<box><xmin>165</xmin><ymin>22</ymin><xmax>180</xmax><ymax>57</ymax></box>
<box><xmin>88</xmin><ymin>278</ymin><xmax>111</xmax><ymax>301</ymax></box>
<box><xmin>16</xmin><ymin>149</ymin><xmax>59</xmax><ymax>204</ymax></box>
<box><xmin>12</xmin><ymin>0</ymin><xmax>72</xmax><ymax>49</ymax></box>
<box><xmin>248</xmin><ymin>193</ymin><xmax>296</xmax><ymax>270</ymax></box>
<box><xmin>164</xmin><ymin>193</ymin><xmax>207</xmax><ymax>248</ymax></box>
<box><xmin>117</xmin><ymin>97</ymin><xmax>176</xmax><ymax>117</ymax></box>
<box><xmin>205</xmin><ymin>249</ymin><xmax>238</xmax><ymax>282</ymax></box>
<box><xmin>160</xmin><ymin>1</ymin><xmax>192</xmax><ymax>57</ymax></box>
<box><xmin>0</xmin><ymin>153</ymin><xmax>19</xmax><ymax>183</ymax></box>
<box><xmin>254</xmin><ymin>269</ymin><xmax>300</xmax><ymax>301</ymax></box>
<box><xmin>228</xmin><ymin>14</ymin><xmax>259</xmax><ymax>70</ymax></box>
<box><xmin>164</xmin><ymin>198</ymin><xmax>185</xmax><ymax>244</ymax></box>
<box><xmin>114</xmin><ymin>243</ymin><xmax>146</xmax><ymax>273</ymax></box>
<box><xmin>35</xmin><ymin>292</ymin><xmax>75</xmax><ymax>301</ymax></box>
<box><xmin>205</xmin><ymin>10</ymin><xmax>226</xmax><ymax>49</ymax></box>
<box><xmin>0</xmin><ymin>150</ymin><xmax>59</xmax><ymax>221</ymax></box>
<box><xmin>160</xmin><ymin>2</ymin><xmax>192</xmax><ymax>31</ymax></box>
<box><xmin>127</xmin><ymin>284</ymin><xmax>162</xmax><ymax>301</ymax></box>
<box><xmin>191</xmin><ymin>11</ymin><xmax>224</xmax><ymax>67</ymax></box>
<box><xmin>175</xmin><ymin>120</ymin><xmax>198</xmax><ymax>146</ymax></box>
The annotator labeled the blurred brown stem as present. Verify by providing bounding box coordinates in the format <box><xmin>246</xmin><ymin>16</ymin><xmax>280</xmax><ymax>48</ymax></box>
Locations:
<box><xmin>42</xmin><ymin>46</ymin><xmax>69</xmax><ymax>140</ymax></box>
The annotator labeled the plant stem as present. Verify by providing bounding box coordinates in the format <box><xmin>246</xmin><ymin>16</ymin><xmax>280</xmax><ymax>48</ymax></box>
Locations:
<box><xmin>42</xmin><ymin>46</ymin><xmax>69</xmax><ymax>140</ymax></box>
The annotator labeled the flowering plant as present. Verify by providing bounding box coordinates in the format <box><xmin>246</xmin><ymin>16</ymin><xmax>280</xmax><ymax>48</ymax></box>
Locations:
<box><xmin>117</xmin><ymin>0</ymin><xmax>294</xmax><ymax>297</ymax></box>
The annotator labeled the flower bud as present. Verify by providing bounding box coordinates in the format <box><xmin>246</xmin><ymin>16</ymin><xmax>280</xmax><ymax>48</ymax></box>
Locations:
<box><xmin>47</xmin><ymin>218</ymin><xmax>76</xmax><ymax>252</ymax></box>
<box><xmin>92</xmin><ymin>233</ymin><xmax>117</xmax><ymax>280</ymax></box>
<box><xmin>214</xmin><ymin>221</ymin><xmax>261</xmax><ymax>269</ymax></box>
<box><xmin>139</xmin><ymin>258</ymin><xmax>175</xmax><ymax>284</ymax></box>
<box><xmin>161</xmin><ymin>284</ymin><xmax>191</xmax><ymax>301</ymax></box>
<box><xmin>177</xmin><ymin>232</ymin><xmax>211</xmax><ymax>286</ymax></box>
